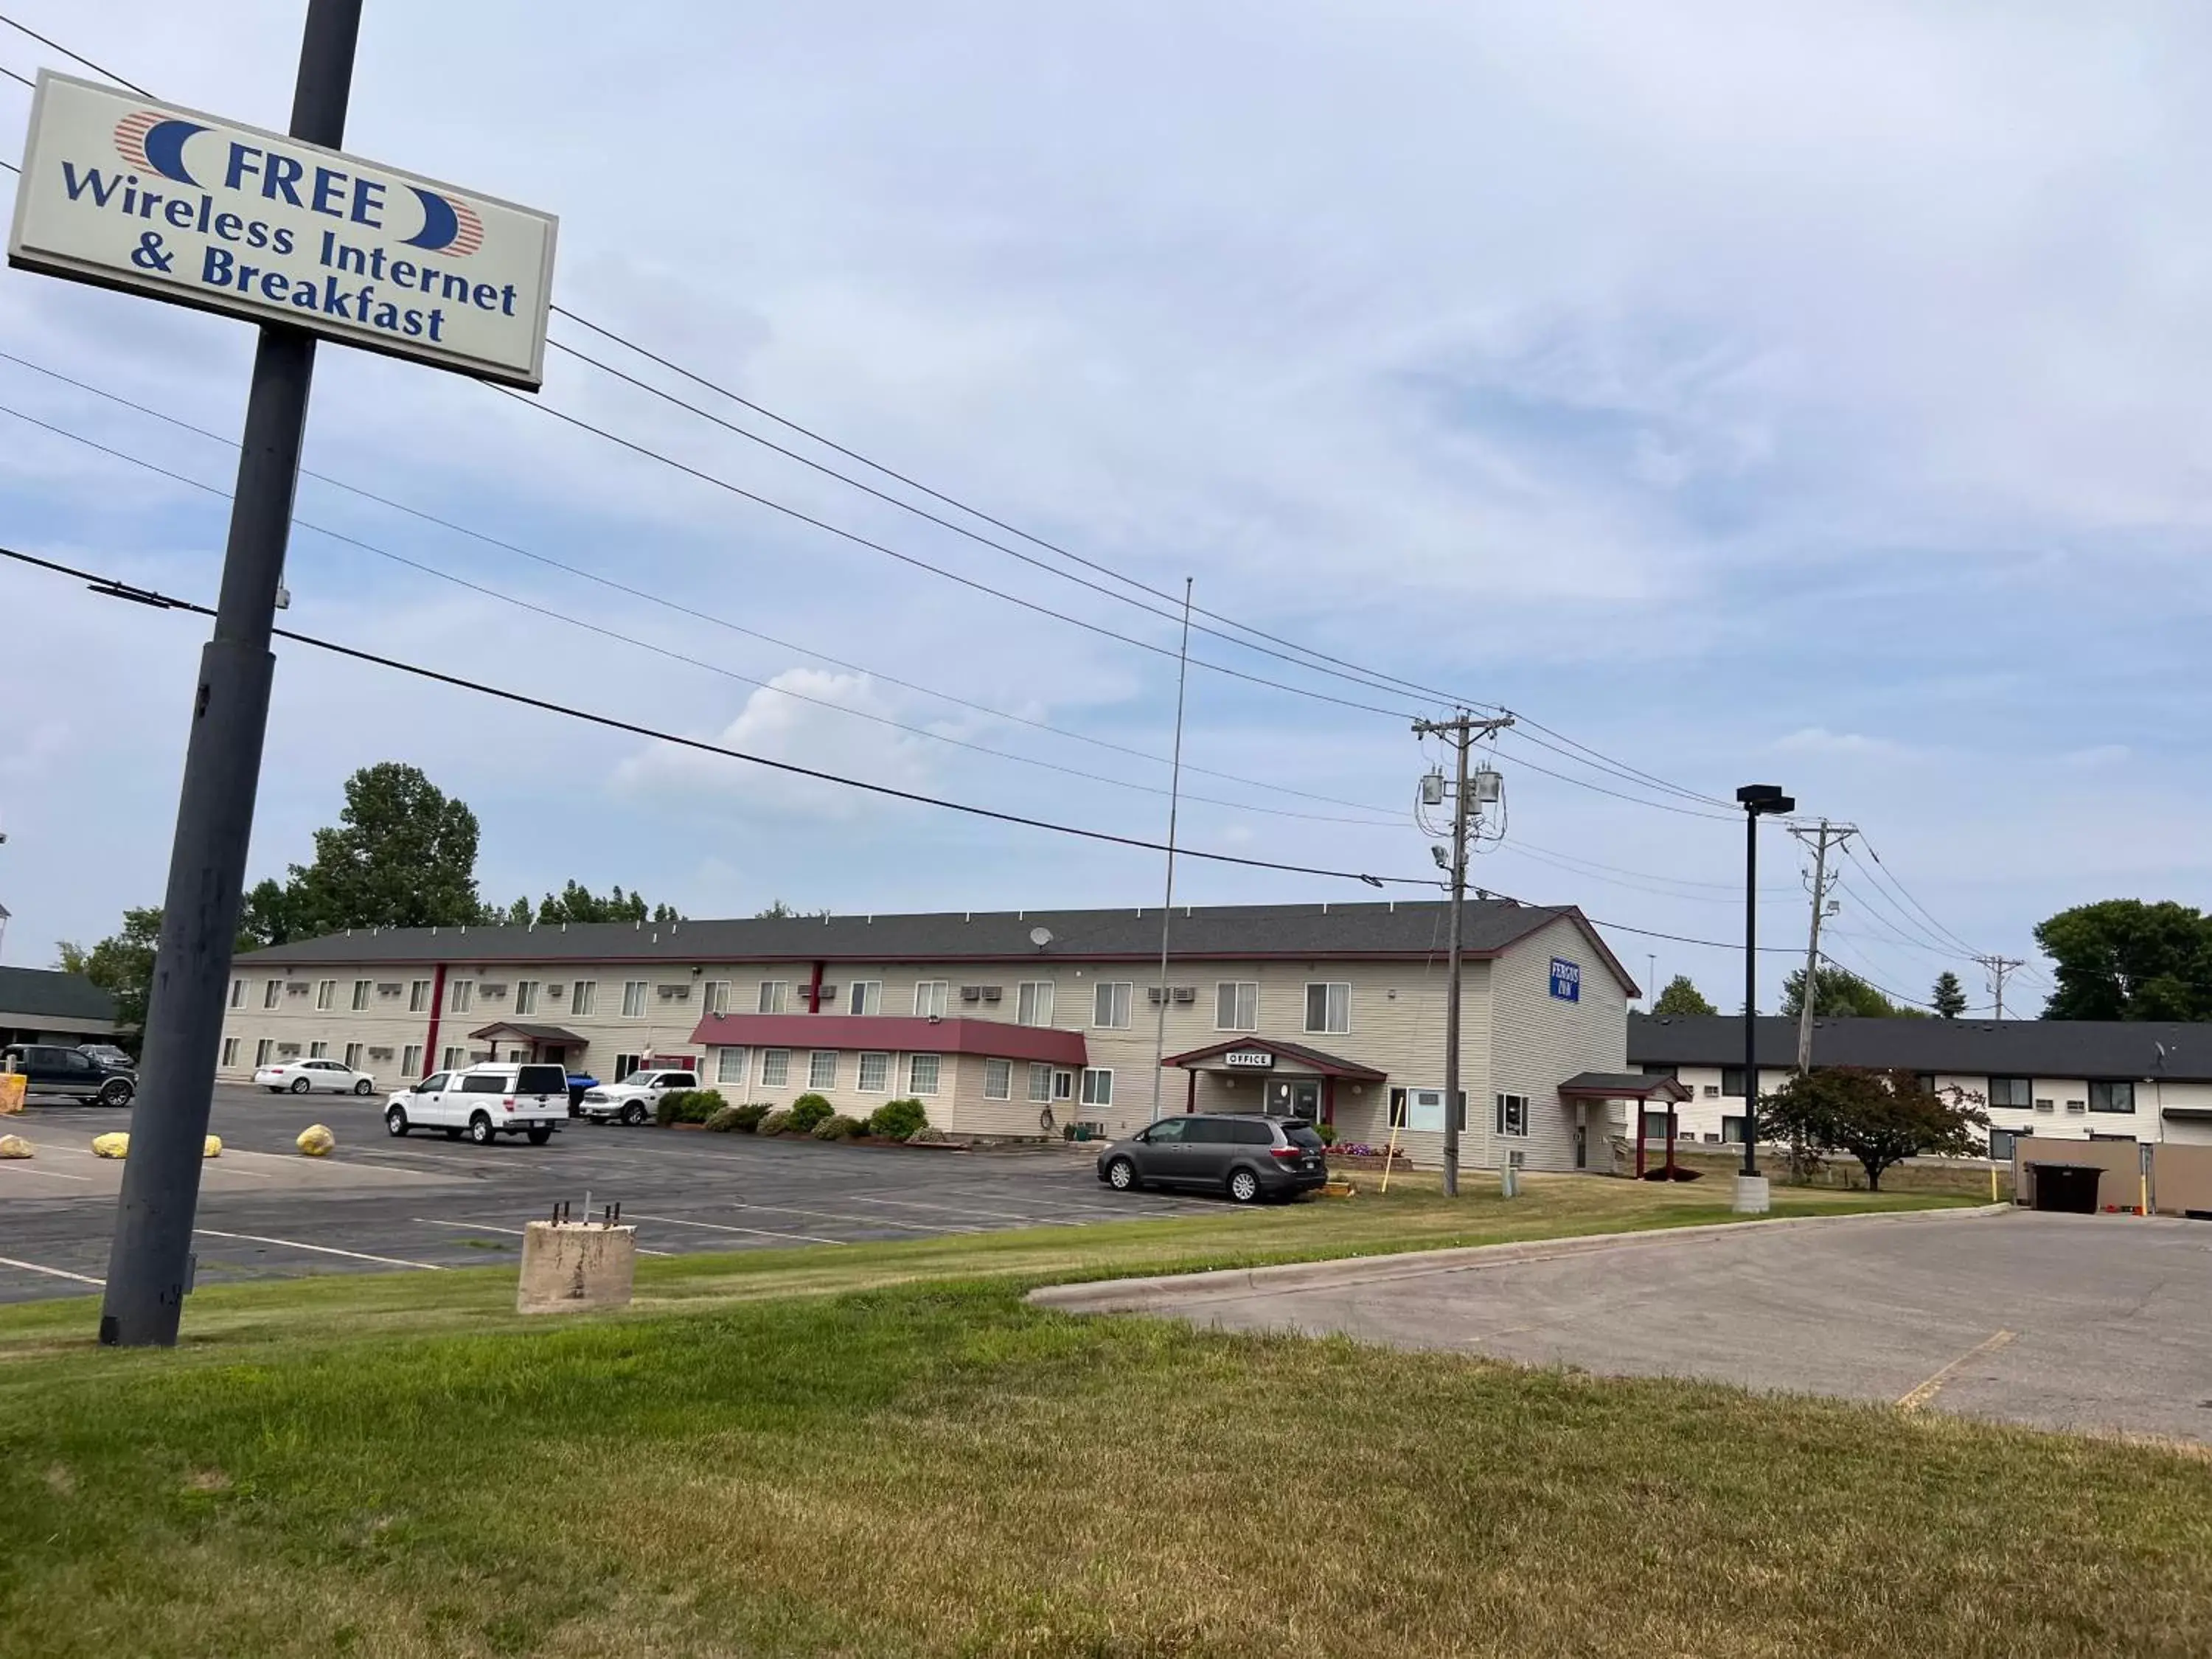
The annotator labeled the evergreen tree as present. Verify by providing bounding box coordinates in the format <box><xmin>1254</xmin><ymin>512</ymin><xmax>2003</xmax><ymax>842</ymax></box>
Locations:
<box><xmin>1930</xmin><ymin>970</ymin><xmax>1968</xmax><ymax>1018</ymax></box>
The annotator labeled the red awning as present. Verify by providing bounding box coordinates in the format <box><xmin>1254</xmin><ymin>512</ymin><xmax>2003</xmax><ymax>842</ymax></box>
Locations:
<box><xmin>686</xmin><ymin>1011</ymin><xmax>1088</xmax><ymax>1065</ymax></box>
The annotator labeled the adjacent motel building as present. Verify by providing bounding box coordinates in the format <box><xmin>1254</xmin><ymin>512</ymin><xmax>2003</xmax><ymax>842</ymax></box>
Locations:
<box><xmin>218</xmin><ymin>901</ymin><xmax>1652</xmax><ymax>1170</ymax></box>
<box><xmin>1629</xmin><ymin>1014</ymin><xmax>2212</xmax><ymax>1158</ymax></box>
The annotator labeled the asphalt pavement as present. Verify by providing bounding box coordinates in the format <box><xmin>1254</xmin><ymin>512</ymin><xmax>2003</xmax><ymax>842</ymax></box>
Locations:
<box><xmin>1034</xmin><ymin>1208</ymin><xmax>2212</xmax><ymax>1444</ymax></box>
<box><xmin>0</xmin><ymin>1082</ymin><xmax>1231</xmax><ymax>1301</ymax></box>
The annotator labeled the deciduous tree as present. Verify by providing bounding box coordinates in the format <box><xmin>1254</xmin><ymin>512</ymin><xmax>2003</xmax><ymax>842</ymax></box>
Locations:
<box><xmin>1761</xmin><ymin>1066</ymin><xmax>1988</xmax><ymax>1192</ymax></box>
<box><xmin>2034</xmin><ymin>899</ymin><xmax>2212</xmax><ymax>1020</ymax></box>
<box><xmin>1781</xmin><ymin>963</ymin><xmax>1918</xmax><ymax>1019</ymax></box>
<box><xmin>1649</xmin><ymin>975</ymin><xmax>1717</xmax><ymax>1016</ymax></box>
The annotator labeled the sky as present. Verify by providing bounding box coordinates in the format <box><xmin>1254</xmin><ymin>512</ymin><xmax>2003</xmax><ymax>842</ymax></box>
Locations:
<box><xmin>2</xmin><ymin>0</ymin><xmax>2206</xmax><ymax>1016</ymax></box>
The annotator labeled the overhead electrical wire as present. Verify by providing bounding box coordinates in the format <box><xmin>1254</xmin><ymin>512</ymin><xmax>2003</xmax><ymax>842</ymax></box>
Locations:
<box><xmin>1852</xmin><ymin>836</ymin><xmax>1987</xmax><ymax>959</ymax></box>
<box><xmin>0</xmin><ymin>543</ymin><xmax>1809</xmax><ymax>958</ymax></box>
<box><xmin>0</xmin><ymin>23</ymin><xmax>1770</xmax><ymax>830</ymax></box>
<box><xmin>0</xmin><ymin>10</ymin><xmax>149</xmax><ymax>94</ymax></box>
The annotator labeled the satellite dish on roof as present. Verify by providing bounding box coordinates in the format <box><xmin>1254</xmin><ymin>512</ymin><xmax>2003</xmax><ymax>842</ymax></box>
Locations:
<box><xmin>1029</xmin><ymin>926</ymin><xmax>1054</xmax><ymax>949</ymax></box>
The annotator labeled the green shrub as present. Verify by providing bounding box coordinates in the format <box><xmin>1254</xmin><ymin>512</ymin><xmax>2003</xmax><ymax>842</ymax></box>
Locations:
<box><xmin>867</xmin><ymin>1097</ymin><xmax>929</xmax><ymax>1141</ymax></box>
<box><xmin>757</xmin><ymin>1108</ymin><xmax>795</xmax><ymax>1137</ymax></box>
<box><xmin>703</xmin><ymin>1103</ymin><xmax>745</xmax><ymax>1133</ymax></box>
<box><xmin>655</xmin><ymin>1091</ymin><xmax>686</xmax><ymax>1127</ymax></box>
<box><xmin>730</xmin><ymin>1101</ymin><xmax>771</xmax><ymax>1133</ymax></box>
<box><xmin>1314</xmin><ymin>1121</ymin><xmax>1338</xmax><ymax>1145</ymax></box>
<box><xmin>813</xmin><ymin>1113</ymin><xmax>864</xmax><ymax>1141</ymax></box>
<box><xmin>788</xmin><ymin>1093</ymin><xmax>835</xmax><ymax>1133</ymax></box>
<box><xmin>656</xmin><ymin>1088</ymin><xmax>725</xmax><ymax>1126</ymax></box>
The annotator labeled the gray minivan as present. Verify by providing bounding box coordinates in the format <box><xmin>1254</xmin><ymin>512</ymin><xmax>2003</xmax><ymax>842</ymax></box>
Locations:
<box><xmin>1095</xmin><ymin>1113</ymin><xmax>1328</xmax><ymax>1204</ymax></box>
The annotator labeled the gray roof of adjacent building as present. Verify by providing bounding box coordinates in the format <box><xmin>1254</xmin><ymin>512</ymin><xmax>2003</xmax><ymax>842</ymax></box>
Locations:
<box><xmin>234</xmin><ymin>900</ymin><xmax>1630</xmax><ymax>982</ymax></box>
<box><xmin>0</xmin><ymin>964</ymin><xmax>120</xmax><ymax>1027</ymax></box>
<box><xmin>1630</xmin><ymin>1013</ymin><xmax>2212</xmax><ymax>1082</ymax></box>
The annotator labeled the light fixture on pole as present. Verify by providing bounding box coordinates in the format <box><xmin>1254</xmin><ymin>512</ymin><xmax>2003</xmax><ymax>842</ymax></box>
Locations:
<box><xmin>1733</xmin><ymin>783</ymin><xmax>1795</xmax><ymax>1217</ymax></box>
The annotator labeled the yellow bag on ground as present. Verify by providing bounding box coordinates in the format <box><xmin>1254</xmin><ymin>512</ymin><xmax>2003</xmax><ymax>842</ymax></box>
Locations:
<box><xmin>203</xmin><ymin>1135</ymin><xmax>222</xmax><ymax>1158</ymax></box>
<box><xmin>0</xmin><ymin>1074</ymin><xmax>24</xmax><ymax>1113</ymax></box>
<box><xmin>0</xmin><ymin>1134</ymin><xmax>31</xmax><ymax>1158</ymax></box>
<box><xmin>91</xmin><ymin>1131</ymin><xmax>129</xmax><ymax>1159</ymax></box>
<box><xmin>296</xmin><ymin>1124</ymin><xmax>334</xmax><ymax>1157</ymax></box>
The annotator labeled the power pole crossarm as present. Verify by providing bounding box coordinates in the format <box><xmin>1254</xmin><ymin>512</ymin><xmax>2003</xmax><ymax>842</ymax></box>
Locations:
<box><xmin>1974</xmin><ymin>953</ymin><xmax>2025</xmax><ymax>1021</ymax></box>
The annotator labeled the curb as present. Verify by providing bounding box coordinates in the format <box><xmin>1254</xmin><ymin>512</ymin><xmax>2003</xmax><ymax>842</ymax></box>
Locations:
<box><xmin>1024</xmin><ymin>1203</ymin><xmax>2014</xmax><ymax>1315</ymax></box>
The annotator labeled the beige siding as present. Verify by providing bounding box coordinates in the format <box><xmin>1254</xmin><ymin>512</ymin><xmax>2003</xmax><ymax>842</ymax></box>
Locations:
<box><xmin>1485</xmin><ymin>919</ymin><xmax>1628</xmax><ymax>1173</ymax></box>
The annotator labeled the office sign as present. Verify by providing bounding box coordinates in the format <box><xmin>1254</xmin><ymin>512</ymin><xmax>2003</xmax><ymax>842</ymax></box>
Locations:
<box><xmin>1549</xmin><ymin>958</ymin><xmax>1582</xmax><ymax>1003</ymax></box>
<box><xmin>8</xmin><ymin>72</ymin><xmax>556</xmax><ymax>389</ymax></box>
<box><xmin>1222</xmin><ymin>1048</ymin><xmax>1275</xmax><ymax>1070</ymax></box>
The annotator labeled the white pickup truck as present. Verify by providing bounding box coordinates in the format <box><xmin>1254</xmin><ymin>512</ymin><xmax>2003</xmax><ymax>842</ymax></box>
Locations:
<box><xmin>383</xmin><ymin>1062</ymin><xmax>569</xmax><ymax>1145</ymax></box>
<box><xmin>578</xmin><ymin>1067</ymin><xmax>700</xmax><ymax>1126</ymax></box>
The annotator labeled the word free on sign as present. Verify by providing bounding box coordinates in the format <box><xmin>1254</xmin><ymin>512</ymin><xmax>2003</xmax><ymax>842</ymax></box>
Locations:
<box><xmin>7</xmin><ymin>72</ymin><xmax>556</xmax><ymax>389</ymax></box>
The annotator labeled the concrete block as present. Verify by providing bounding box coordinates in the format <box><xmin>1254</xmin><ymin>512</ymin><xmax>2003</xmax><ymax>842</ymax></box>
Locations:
<box><xmin>1733</xmin><ymin>1174</ymin><xmax>1771</xmax><ymax>1215</ymax></box>
<box><xmin>517</xmin><ymin>1221</ymin><xmax>637</xmax><ymax>1315</ymax></box>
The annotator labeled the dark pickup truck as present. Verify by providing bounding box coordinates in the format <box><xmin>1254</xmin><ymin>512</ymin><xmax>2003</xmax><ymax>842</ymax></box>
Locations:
<box><xmin>1</xmin><ymin>1043</ymin><xmax>136</xmax><ymax>1107</ymax></box>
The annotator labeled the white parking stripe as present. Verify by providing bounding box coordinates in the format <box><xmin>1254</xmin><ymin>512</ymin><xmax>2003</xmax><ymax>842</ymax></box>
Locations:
<box><xmin>411</xmin><ymin>1217</ymin><xmax>674</xmax><ymax>1256</ymax></box>
<box><xmin>0</xmin><ymin>1160</ymin><xmax>93</xmax><ymax>1182</ymax></box>
<box><xmin>0</xmin><ymin>1253</ymin><xmax>103</xmax><ymax>1285</ymax></box>
<box><xmin>720</xmin><ymin>1200</ymin><xmax>986</xmax><ymax>1234</ymax></box>
<box><xmin>193</xmin><ymin>1228</ymin><xmax>445</xmax><ymax>1271</ymax></box>
<box><xmin>627</xmin><ymin>1212</ymin><xmax>846</xmax><ymax>1246</ymax></box>
<box><xmin>840</xmin><ymin>1193</ymin><xmax>1084</xmax><ymax>1228</ymax></box>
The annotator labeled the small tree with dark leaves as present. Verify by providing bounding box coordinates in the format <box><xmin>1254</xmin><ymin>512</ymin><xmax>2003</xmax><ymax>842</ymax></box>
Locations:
<box><xmin>1930</xmin><ymin>970</ymin><xmax>1967</xmax><ymax>1019</ymax></box>
<box><xmin>1761</xmin><ymin>1067</ymin><xmax>1987</xmax><ymax>1192</ymax></box>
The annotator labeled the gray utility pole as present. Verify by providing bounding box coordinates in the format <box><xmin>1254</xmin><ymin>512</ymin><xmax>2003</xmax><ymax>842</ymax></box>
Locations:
<box><xmin>1786</xmin><ymin>819</ymin><xmax>1855</xmax><ymax>1073</ymax></box>
<box><xmin>1148</xmin><ymin>578</ymin><xmax>1194</xmax><ymax>1123</ymax></box>
<box><xmin>1975</xmin><ymin>953</ymin><xmax>2025</xmax><ymax>1021</ymax></box>
<box><xmin>1411</xmin><ymin>710</ymin><xmax>1514</xmax><ymax>1197</ymax></box>
<box><xmin>100</xmin><ymin>0</ymin><xmax>365</xmax><ymax>1349</ymax></box>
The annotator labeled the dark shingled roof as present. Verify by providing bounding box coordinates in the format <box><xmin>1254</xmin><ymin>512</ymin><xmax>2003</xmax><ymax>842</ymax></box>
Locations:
<box><xmin>0</xmin><ymin>965</ymin><xmax>119</xmax><ymax>1026</ymax></box>
<box><xmin>237</xmin><ymin>900</ymin><xmax>1630</xmax><ymax>983</ymax></box>
<box><xmin>1630</xmin><ymin>1013</ymin><xmax>2212</xmax><ymax>1082</ymax></box>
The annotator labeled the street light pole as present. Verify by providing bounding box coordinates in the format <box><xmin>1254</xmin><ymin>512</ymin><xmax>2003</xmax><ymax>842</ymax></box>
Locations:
<box><xmin>1733</xmin><ymin>783</ymin><xmax>1795</xmax><ymax>1215</ymax></box>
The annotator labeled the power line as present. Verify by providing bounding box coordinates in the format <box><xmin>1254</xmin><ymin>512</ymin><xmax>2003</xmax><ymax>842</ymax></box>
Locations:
<box><xmin>0</xmin><ymin>396</ymin><xmax>1411</xmax><ymax>829</ymax></box>
<box><xmin>1</xmin><ymin>59</ymin><xmax>32</xmax><ymax>88</ymax></box>
<box><xmin>1853</xmin><ymin>835</ymin><xmax>1985</xmax><ymax>958</ymax></box>
<box><xmin>0</xmin><ymin>10</ymin><xmax>150</xmax><ymax>94</ymax></box>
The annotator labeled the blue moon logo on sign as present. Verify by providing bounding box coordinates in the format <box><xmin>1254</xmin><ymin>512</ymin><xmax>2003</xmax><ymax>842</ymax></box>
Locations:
<box><xmin>142</xmin><ymin>119</ymin><xmax>207</xmax><ymax>186</ymax></box>
<box><xmin>403</xmin><ymin>187</ymin><xmax>460</xmax><ymax>251</ymax></box>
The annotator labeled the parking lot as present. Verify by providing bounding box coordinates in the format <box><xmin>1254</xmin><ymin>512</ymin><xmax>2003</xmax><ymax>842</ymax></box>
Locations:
<box><xmin>1039</xmin><ymin>1208</ymin><xmax>2212</xmax><ymax>1444</ymax></box>
<box><xmin>0</xmin><ymin>1082</ymin><xmax>1238</xmax><ymax>1302</ymax></box>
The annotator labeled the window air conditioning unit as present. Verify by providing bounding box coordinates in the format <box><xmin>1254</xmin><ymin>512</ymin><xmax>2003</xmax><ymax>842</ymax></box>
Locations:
<box><xmin>278</xmin><ymin>1043</ymin><xmax>300</xmax><ymax>1054</ymax></box>
<box><xmin>286</xmin><ymin>982</ymin><xmax>309</xmax><ymax>996</ymax></box>
<box><xmin>2034</xmin><ymin>1099</ymin><xmax>2054</xmax><ymax>1113</ymax></box>
<box><xmin>547</xmin><ymin>985</ymin><xmax>566</xmax><ymax>998</ymax></box>
<box><xmin>980</xmin><ymin>986</ymin><xmax>1003</xmax><ymax>1002</ymax></box>
<box><xmin>818</xmin><ymin>984</ymin><xmax>838</xmax><ymax>1001</ymax></box>
<box><xmin>1147</xmin><ymin>987</ymin><xmax>1165</xmax><ymax>1004</ymax></box>
<box><xmin>656</xmin><ymin>984</ymin><xmax>689</xmax><ymax>999</ymax></box>
<box><xmin>1172</xmin><ymin>987</ymin><xmax>1196</xmax><ymax>1004</ymax></box>
<box><xmin>368</xmin><ymin>1046</ymin><xmax>394</xmax><ymax>1060</ymax></box>
<box><xmin>961</xmin><ymin>986</ymin><xmax>982</xmax><ymax>1001</ymax></box>
<box><xmin>2065</xmin><ymin>1100</ymin><xmax>2086</xmax><ymax>1113</ymax></box>
<box><xmin>480</xmin><ymin>983</ymin><xmax>509</xmax><ymax>997</ymax></box>
<box><xmin>1507</xmin><ymin>1149</ymin><xmax>1526</xmax><ymax>1169</ymax></box>
<box><xmin>376</xmin><ymin>983</ymin><xmax>402</xmax><ymax>996</ymax></box>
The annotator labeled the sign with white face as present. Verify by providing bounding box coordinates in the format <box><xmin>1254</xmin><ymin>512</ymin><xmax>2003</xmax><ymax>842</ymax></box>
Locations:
<box><xmin>1549</xmin><ymin>958</ymin><xmax>1582</xmax><ymax>1003</ymax></box>
<box><xmin>8</xmin><ymin>72</ymin><xmax>556</xmax><ymax>389</ymax></box>
<box><xmin>1222</xmin><ymin>1048</ymin><xmax>1275</xmax><ymax>1069</ymax></box>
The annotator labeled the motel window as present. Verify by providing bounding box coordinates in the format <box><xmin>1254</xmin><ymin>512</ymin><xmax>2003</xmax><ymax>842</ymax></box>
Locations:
<box><xmin>316</xmin><ymin>980</ymin><xmax>336</xmax><ymax>1011</ymax></box>
<box><xmin>858</xmin><ymin>1051</ymin><xmax>890</xmax><ymax>1092</ymax></box>
<box><xmin>220</xmin><ymin>1037</ymin><xmax>239</xmax><ymax>1068</ymax></box>
<box><xmin>1495</xmin><ymin>1093</ymin><xmax>1529</xmax><ymax>1137</ymax></box>
<box><xmin>701</xmin><ymin>981</ymin><xmax>731</xmax><ymax>1018</ymax></box>
<box><xmin>1989</xmin><ymin>1077</ymin><xmax>2032</xmax><ymax>1110</ymax></box>
<box><xmin>1638</xmin><ymin>1107</ymin><xmax>1675</xmax><ymax>1143</ymax></box>
<box><xmin>1081</xmin><ymin>1068</ymin><xmax>1114</xmax><ymax>1107</ymax></box>
<box><xmin>622</xmin><ymin>981</ymin><xmax>648</xmax><ymax>1019</ymax></box>
<box><xmin>228</xmin><ymin>978</ymin><xmax>245</xmax><ymax>1009</ymax></box>
<box><xmin>1028</xmin><ymin>1061</ymin><xmax>1053</xmax><ymax>1103</ymax></box>
<box><xmin>344</xmin><ymin>1043</ymin><xmax>364</xmax><ymax>1070</ymax></box>
<box><xmin>1720</xmin><ymin>1115</ymin><xmax>1748</xmax><ymax>1144</ymax></box>
<box><xmin>761</xmin><ymin>1049</ymin><xmax>790</xmax><ymax>1088</ymax></box>
<box><xmin>351</xmin><ymin>979</ymin><xmax>372</xmax><ymax>1012</ymax></box>
<box><xmin>758</xmin><ymin>981</ymin><xmax>790</xmax><ymax>1014</ymax></box>
<box><xmin>442</xmin><ymin>1046</ymin><xmax>462</xmax><ymax>1071</ymax></box>
<box><xmin>809</xmin><ymin>1051</ymin><xmax>840</xmax><ymax>1091</ymax></box>
<box><xmin>408</xmin><ymin>979</ymin><xmax>431</xmax><ymax>1012</ymax></box>
<box><xmin>1216</xmin><ymin>981</ymin><xmax>1258</xmax><ymax>1032</ymax></box>
<box><xmin>984</xmin><ymin>1059</ymin><xmax>1012</xmax><ymax>1100</ymax></box>
<box><xmin>2088</xmin><ymin>1080</ymin><xmax>2136</xmax><ymax>1114</ymax></box>
<box><xmin>613</xmin><ymin>1054</ymin><xmax>642</xmax><ymax>1081</ymax></box>
<box><xmin>254</xmin><ymin>1039</ymin><xmax>273</xmax><ymax>1067</ymax></box>
<box><xmin>1304</xmin><ymin>982</ymin><xmax>1350</xmax><ymax>1036</ymax></box>
<box><xmin>1915</xmin><ymin>1073</ymin><xmax>1938</xmax><ymax>1094</ymax></box>
<box><xmin>515</xmin><ymin>981</ymin><xmax>539</xmax><ymax>1015</ymax></box>
<box><xmin>571</xmin><ymin>981</ymin><xmax>597</xmax><ymax>1017</ymax></box>
<box><xmin>847</xmin><ymin>981</ymin><xmax>883</xmax><ymax>1016</ymax></box>
<box><xmin>716</xmin><ymin>1046</ymin><xmax>749</xmax><ymax>1086</ymax></box>
<box><xmin>1719</xmin><ymin>1067</ymin><xmax>1747</xmax><ymax>1099</ymax></box>
<box><xmin>1017</xmin><ymin>981</ymin><xmax>1056</xmax><ymax>1027</ymax></box>
<box><xmin>401</xmin><ymin>1043</ymin><xmax>422</xmax><ymax>1079</ymax></box>
<box><xmin>264</xmin><ymin>980</ymin><xmax>282</xmax><ymax>1009</ymax></box>
<box><xmin>449</xmin><ymin>981</ymin><xmax>473</xmax><ymax>1014</ymax></box>
<box><xmin>1093</xmin><ymin>981</ymin><xmax>1133</xmax><ymax>1029</ymax></box>
<box><xmin>309</xmin><ymin>1041</ymin><xmax>327</xmax><ymax>1059</ymax></box>
<box><xmin>1052</xmin><ymin>1068</ymin><xmax>1075</xmax><ymax>1102</ymax></box>
<box><xmin>914</xmin><ymin>980</ymin><xmax>949</xmax><ymax>1018</ymax></box>
<box><xmin>1988</xmin><ymin>1127</ymin><xmax>2020</xmax><ymax>1163</ymax></box>
<box><xmin>908</xmin><ymin>1054</ymin><xmax>942</xmax><ymax>1096</ymax></box>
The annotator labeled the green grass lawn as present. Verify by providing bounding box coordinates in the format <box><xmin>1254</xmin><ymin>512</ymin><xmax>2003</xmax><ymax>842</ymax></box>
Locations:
<box><xmin>4</xmin><ymin>1180</ymin><xmax>2208</xmax><ymax>1656</ymax></box>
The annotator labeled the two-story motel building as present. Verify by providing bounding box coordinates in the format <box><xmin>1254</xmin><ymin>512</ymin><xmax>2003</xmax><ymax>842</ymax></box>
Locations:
<box><xmin>218</xmin><ymin>900</ymin><xmax>1653</xmax><ymax>1170</ymax></box>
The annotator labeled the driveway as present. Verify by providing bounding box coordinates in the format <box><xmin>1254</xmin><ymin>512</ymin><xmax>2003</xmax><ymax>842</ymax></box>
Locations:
<box><xmin>1034</xmin><ymin>1208</ymin><xmax>2212</xmax><ymax>1444</ymax></box>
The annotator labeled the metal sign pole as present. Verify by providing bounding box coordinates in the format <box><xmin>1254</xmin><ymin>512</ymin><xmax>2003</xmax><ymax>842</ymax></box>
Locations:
<box><xmin>99</xmin><ymin>0</ymin><xmax>364</xmax><ymax>1348</ymax></box>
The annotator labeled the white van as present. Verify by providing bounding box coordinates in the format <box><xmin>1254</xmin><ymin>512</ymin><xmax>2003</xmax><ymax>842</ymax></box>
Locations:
<box><xmin>383</xmin><ymin>1062</ymin><xmax>568</xmax><ymax>1145</ymax></box>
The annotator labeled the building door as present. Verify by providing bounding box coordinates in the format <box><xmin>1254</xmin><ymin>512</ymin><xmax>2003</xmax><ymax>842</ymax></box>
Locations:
<box><xmin>1574</xmin><ymin>1124</ymin><xmax>1587</xmax><ymax>1170</ymax></box>
<box><xmin>1266</xmin><ymin>1079</ymin><xmax>1321</xmax><ymax>1121</ymax></box>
